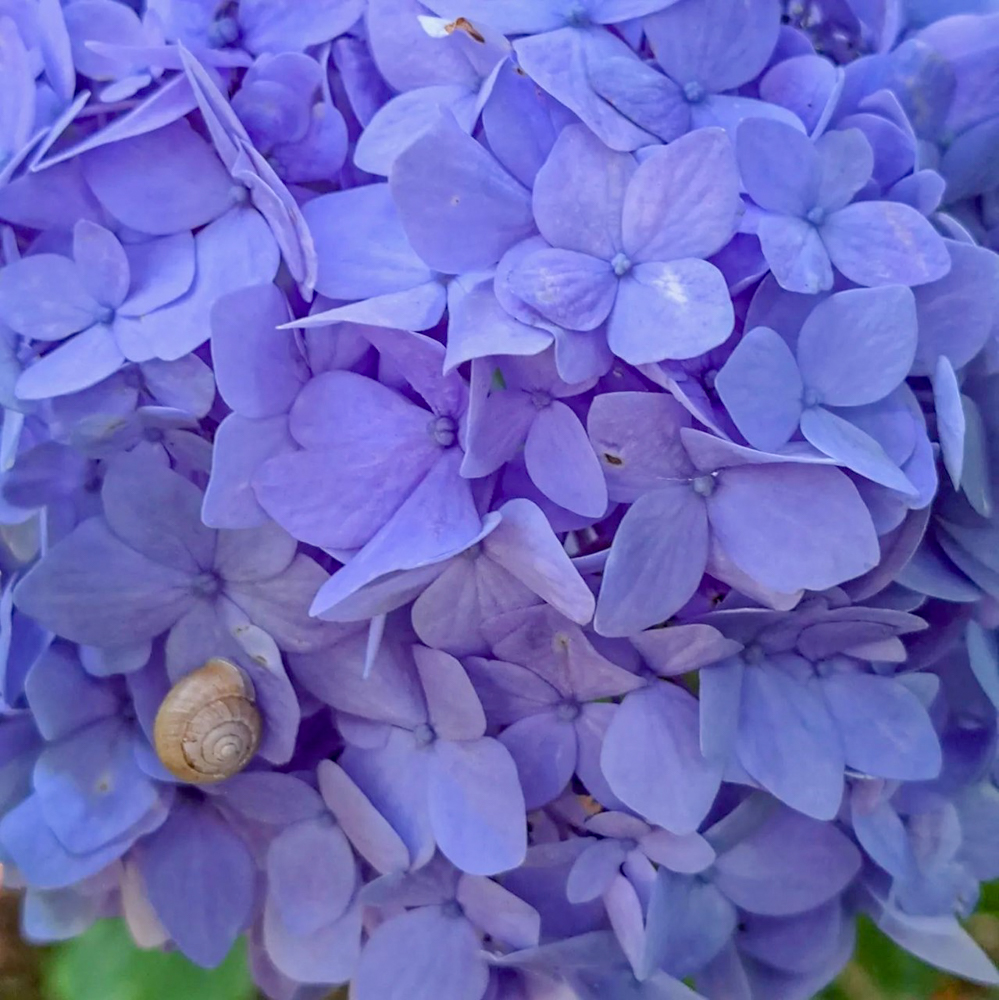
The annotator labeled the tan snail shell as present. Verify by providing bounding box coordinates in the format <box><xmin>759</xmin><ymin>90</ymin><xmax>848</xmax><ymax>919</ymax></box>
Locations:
<box><xmin>153</xmin><ymin>658</ymin><xmax>261</xmax><ymax>785</ymax></box>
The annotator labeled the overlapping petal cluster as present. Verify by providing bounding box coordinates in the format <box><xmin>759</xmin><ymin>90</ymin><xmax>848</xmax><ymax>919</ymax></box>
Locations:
<box><xmin>0</xmin><ymin>2</ymin><xmax>997</xmax><ymax>999</ymax></box>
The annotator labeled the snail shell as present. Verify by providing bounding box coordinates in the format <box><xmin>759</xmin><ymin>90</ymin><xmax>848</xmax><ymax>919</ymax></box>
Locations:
<box><xmin>153</xmin><ymin>658</ymin><xmax>261</xmax><ymax>784</ymax></box>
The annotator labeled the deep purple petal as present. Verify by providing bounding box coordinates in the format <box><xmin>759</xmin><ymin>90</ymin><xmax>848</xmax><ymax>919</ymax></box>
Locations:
<box><xmin>13</xmin><ymin>518</ymin><xmax>192</xmax><ymax>647</ymax></box>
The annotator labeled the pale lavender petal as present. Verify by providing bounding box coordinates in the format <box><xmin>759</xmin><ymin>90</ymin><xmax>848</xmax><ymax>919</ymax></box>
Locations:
<box><xmin>631</xmin><ymin>625</ymin><xmax>743</xmax><ymax>678</ymax></box>
<box><xmin>800</xmin><ymin>407</ymin><xmax>916</xmax><ymax>494</ymax></box>
<box><xmin>524</xmin><ymin>400</ymin><xmax>607</xmax><ymax>517</ymax></box>
<box><xmin>645</xmin><ymin>0</ymin><xmax>782</xmax><ymax>93</ymax></box>
<box><xmin>203</xmin><ymin>414</ymin><xmax>295</xmax><ymax>529</ymax></box>
<box><xmin>623</xmin><ymin>128</ymin><xmax>741</xmax><ymax>262</ymax></box>
<box><xmin>713</xmin><ymin>807</ymin><xmax>861</xmax><ymax>915</ymax></box>
<box><xmin>536</xmin><ymin>125</ymin><xmax>637</xmax><ymax>259</ymax></box>
<box><xmin>121</xmin><ymin>233</ymin><xmax>197</xmax><ymax>317</ymax></box>
<box><xmin>73</xmin><ymin>221</ymin><xmax>129</xmax><ymax>310</ymax></box>
<box><xmin>815</xmin><ymin>128</ymin><xmax>875</xmax><ymax>213</ymax></box>
<box><xmin>707</xmin><ymin>464</ymin><xmax>879</xmax><ymax>593</ymax></box>
<box><xmin>514</xmin><ymin>29</ymin><xmax>654</xmax><ymax>152</ymax></box>
<box><xmin>309</xmin><ymin>452</ymin><xmax>483</xmax><ymax>619</ymax></box>
<box><xmin>735</xmin><ymin>666</ymin><xmax>845</xmax><ymax>820</ymax></box>
<box><xmin>499</xmin><ymin>712</ymin><xmax>577</xmax><ymax>809</ymax></box>
<box><xmin>390</xmin><ymin>113</ymin><xmax>533</xmax><ymax>274</ymax></box>
<box><xmin>317</xmin><ymin>760</ymin><xmax>410</xmax><ymax>875</ymax></box>
<box><xmin>266</xmin><ymin>818</ymin><xmax>355</xmax><ymax>933</ymax></box>
<box><xmin>456</xmin><ymin>874</ymin><xmax>540</xmax><ymax>950</ymax></box>
<box><xmin>263</xmin><ymin>902</ymin><xmax>361</xmax><ymax>986</ymax></box>
<box><xmin>822</xmin><ymin>201</ymin><xmax>950</xmax><ymax>288</ymax></box>
<box><xmin>428</xmin><ymin>738</ymin><xmax>526</xmax><ymax>876</ymax></box>
<box><xmin>413</xmin><ymin>645</ymin><xmax>487</xmax><ymax>742</ymax></box>
<box><xmin>304</xmin><ymin>183</ymin><xmax>435</xmax><ymax>300</ymax></box>
<box><xmin>506</xmin><ymin>247</ymin><xmax>617</xmax><ymax>331</ymax></box>
<box><xmin>601</xmin><ymin>684</ymin><xmax>723</xmax><ymax>834</ymax></box>
<box><xmin>608</xmin><ymin>260</ymin><xmax>734</xmax><ymax>364</ymax></box>
<box><xmin>587</xmin><ymin>391</ymin><xmax>695</xmax><ymax>502</ymax></box>
<box><xmin>566</xmin><ymin>839</ymin><xmax>628</xmax><ymax>903</ymax></box>
<box><xmin>715</xmin><ymin>326</ymin><xmax>803</xmax><ymax>452</ymax></box>
<box><xmin>0</xmin><ymin>255</ymin><xmax>98</xmax><ymax>341</ymax></box>
<box><xmin>34</xmin><ymin>718</ymin><xmax>160</xmax><ymax>854</ymax></box>
<box><xmin>13</xmin><ymin>518</ymin><xmax>192</xmax><ymax>647</ymax></box>
<box><xmin>211</xmin><ymin>284</ymin><xmax>302</xmax><ymax>419</ymax></box>
<box><xmin>820</xmin><ymin>673</ymin><xmax>941</xmax><ymax>780</ymax></box>
<box><xmin>796</xmin><ymin>286</ymin><xmax>918</xmax><ymax>407</ymax></box>
<box><xmin>758</xmin><ymin>214</ymin><xmax>833</xmax><ymax>294</ymax></box>
<box><xmin>102</xmin><ymin>451</ymin><xmax>215</xmax><ymax>573</ymax></box>
<box><xmin>595</xmin><ymin>485</ymin><xmax>708</xmax><ymax>637</ymax></box>
<box><xmin>340</xmin><ymin>732</ymin><xmax>435</xmax><ymax>872</ymax></box>
<box><xmin>81</xmin><ymin>120</ymin><xmax>233</xmax><ymax>235</ymax></box>
<box><xmin>352</xmin><ymin>908</ymin><xmax>488</xmax><ymax>1000</ymax></box>
<box><xmin>483</xmin><ymin>498</ymin><xmax>596</xmax><ymax>625</ymax></box>
<box><xmin>16</xmin><ymin>324</ymin><xmax>126</xmax><ymax>400</ymax></box>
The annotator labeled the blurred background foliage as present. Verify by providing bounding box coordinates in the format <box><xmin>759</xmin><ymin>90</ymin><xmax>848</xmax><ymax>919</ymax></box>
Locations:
<box><xmin>0</xmin><ymin>884</ymin><xmax>995</xmax><ymax>1000</ymax></box>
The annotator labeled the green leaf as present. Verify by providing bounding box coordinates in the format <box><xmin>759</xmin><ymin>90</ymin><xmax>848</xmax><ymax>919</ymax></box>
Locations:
<box><xmin>980</xmin><ymin>878</ymin><xmax>999</xmax><ymax>916</ymax></box>
<box><xmin>42</xmin><ymin>920</ymin><xmax>255</xmax><ymax>1000</ymax></box>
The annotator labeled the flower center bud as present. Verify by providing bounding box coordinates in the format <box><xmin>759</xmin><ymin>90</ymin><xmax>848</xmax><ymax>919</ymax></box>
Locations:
<box><xmin>429</xmin><ymin>415</ymin><xmax>457</xmax><ymax>448</ymax></box>
<box><xmin>691</xmin><ymin>474</ymin><xmax>716</xmax><ymax>497</ymax></box>
<box><xmin>556</xmin><ymin>700</ymin><xmax>581</xmax><ymax>723</ymax></box>
<box><xmin>191</xmin><ymin>571</ymin><xmax>222</xmax><ymax>599</ymax></box>
<box><xmin>530</xmin><ymin>389</ymin><xmax>553</xmax><ymax>410</ymax></box>
<box><xmin>611</xmin><ymin>252</ymin><xmax>633</xmax><ymax>277</ymax></box>
<box><xmin>806</xmin><ymin>206</ymin><xmax>827</xmax><ymax>226</ymax></box>
<box><xmin>683</xmin><ymin>80</ymin><xmax>707</xmax><ymax>104</ymax></box>
<box><xmin>803</xmin><ymin>386</ymin><xmax>824</xmax><ymax>408</ymax></box>
<box><xmin>211</xmin><ymin>15</ymin><xmax>240</xmax><ymax>46</ymax></box>
<box><xmin>413</xmin><ymin>722</ymin><xmax>437</xmax><ymax>747</ymax></box>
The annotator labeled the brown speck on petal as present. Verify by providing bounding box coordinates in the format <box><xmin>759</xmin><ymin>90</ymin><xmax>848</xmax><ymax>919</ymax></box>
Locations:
<box><xmin>445</xmin><ymin>16</ymin><xmax>486</xmax><ymax>43</ymax></box>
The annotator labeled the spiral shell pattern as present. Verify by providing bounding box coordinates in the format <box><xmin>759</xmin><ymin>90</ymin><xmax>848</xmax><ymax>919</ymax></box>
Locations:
<box><xmin>153</xmin><ymin>658</ymin><xmax>262</xmax><ymax>784</ymax></box>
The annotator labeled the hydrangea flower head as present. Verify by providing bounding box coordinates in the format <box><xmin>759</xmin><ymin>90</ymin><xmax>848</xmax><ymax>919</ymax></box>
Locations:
<box><xmin>0</xmin><ymin>3</ymin><xmax>995</xmax><ymax>1000</ymax></box>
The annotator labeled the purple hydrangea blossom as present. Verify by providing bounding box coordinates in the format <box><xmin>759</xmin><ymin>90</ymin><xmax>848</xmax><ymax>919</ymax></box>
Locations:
<box><xmin>0</xmin><ymin>2</ymin><xmax>995</xmax><ymax>998</ymax></box>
